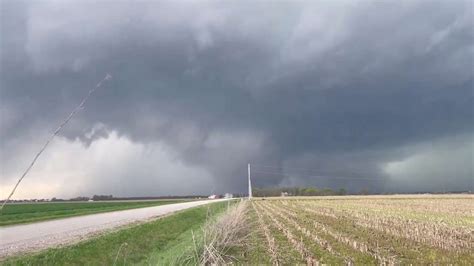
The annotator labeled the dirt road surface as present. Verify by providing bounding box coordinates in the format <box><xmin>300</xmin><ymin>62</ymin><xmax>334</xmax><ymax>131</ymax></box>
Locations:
<box><xmin>0</xmin><ymin>198</ymin><xmax>230</xmax><ymax>258</ymax></box>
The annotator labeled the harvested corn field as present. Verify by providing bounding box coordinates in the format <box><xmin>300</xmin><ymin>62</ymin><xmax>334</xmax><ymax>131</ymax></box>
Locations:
<box><xmin>241</xmin><ymin>195</ymin><xmax>473</xmax><ymax>265</ymax></box>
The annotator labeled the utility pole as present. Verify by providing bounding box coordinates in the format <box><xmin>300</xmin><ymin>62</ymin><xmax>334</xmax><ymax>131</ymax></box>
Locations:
<box><xmin>248</xmin><ymin>163</ymin><xmax>252</xmax><ymax>199</ymax></box>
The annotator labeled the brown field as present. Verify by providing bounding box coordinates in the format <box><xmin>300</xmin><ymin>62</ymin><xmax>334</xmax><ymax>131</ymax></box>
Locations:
<box><xmin>243</xmin><ymin>194</ymin><xmax>473</xmax><ymax>265</ymax></box>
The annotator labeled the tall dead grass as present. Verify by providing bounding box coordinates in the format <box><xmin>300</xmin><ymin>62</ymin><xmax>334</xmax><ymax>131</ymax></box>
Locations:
<box><xmin>180</xmin><ymin>200</ymin><xmax>251</xmax><ymax>265</ymax></box>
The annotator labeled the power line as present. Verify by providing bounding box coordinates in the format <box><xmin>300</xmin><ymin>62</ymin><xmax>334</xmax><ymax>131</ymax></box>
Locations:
<box><xmin>252</xmin><ymin>163</ymin><xmax>378</xmax><ymax>176</ymax></box>
<box><xmin>252</xmin><ymin>170</ymin><xmax>383</xmax><ymax>181</ymax></box>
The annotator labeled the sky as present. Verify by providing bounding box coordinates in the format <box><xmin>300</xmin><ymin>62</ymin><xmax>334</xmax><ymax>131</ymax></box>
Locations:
<box><xmin>1</xmin><ymin>0</ymin><xmax>473</xmax><ymax>199</ymax></box>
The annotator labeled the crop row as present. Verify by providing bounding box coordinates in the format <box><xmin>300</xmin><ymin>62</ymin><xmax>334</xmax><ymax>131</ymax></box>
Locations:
<box><xmin>293</xmin><ymin>200</ymin><xmax>472</xmax><ymax>251</ymax></box>
<box><xmin>252</xmin><ymin>202</ymin><xmax>279</xmax><ymax>264</ymax></box>
<box><xmin>251</xmin><ymin>198</ymin><xmax>473</xmax><ymax>264</ymax></box>
<box><xmin>254</xmin><ymin>202</ymin><xmax>319</xmax><ymax>265</ymax></box>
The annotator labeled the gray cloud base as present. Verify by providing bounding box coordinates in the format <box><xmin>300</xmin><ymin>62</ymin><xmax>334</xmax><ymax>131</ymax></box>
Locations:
<box><xmin>1</xmin><ymin>0</ymin><xmax>473</xmax><ymax>197</ymax></box>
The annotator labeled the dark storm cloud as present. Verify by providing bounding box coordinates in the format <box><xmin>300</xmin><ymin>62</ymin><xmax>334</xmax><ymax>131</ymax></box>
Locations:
<box><xmin>1</xmin><ymin>0</ymin><xmax>473</xmax><ymax>196</ymax></box>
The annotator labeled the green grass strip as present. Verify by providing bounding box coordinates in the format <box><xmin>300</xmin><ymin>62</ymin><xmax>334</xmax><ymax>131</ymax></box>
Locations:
<box><xmin>0</xmin><ymin>200</ymin><xmax>191</xmax><ymax>226</ymax></box>
<box><xmin>2</xmin><ymin>201</ymin><xmax>232</xmax><ymax>266</ymax></box>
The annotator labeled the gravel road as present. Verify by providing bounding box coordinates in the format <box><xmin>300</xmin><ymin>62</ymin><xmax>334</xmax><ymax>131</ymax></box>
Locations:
<box><xmin>0</xmin><ymin>199</ymin><xmax>230</xmax><ymax>258</ymax></box>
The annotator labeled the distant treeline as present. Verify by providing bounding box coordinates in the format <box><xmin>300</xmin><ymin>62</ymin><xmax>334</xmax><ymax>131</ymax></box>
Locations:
<box><xmin>51</xmin><ymin>195</ymin><xmax>113</xmax><ymax>201</ymax></box>
<box><xmin>50</xmin><ymin>194</ymin><xmax>209</xmax><ymax>202</ymax></box>
<box><xmin>254</xmin><ymin>187</ymin><xmax>348</xmax><ymax>197</ymax></box>
<box><xmin>111</xmin><ymin>195</ymin><xmax>208</xmax><ymax>200</ymax></box>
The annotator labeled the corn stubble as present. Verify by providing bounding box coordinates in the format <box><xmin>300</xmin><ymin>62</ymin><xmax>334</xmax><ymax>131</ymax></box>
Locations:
<box><xmin>248</xmin><ymin>195</ymin><xmax>473</xmax><ymax>265</ymax></box>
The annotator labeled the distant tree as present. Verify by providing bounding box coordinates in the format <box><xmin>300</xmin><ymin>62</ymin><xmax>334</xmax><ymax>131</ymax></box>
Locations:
<box><xmin>253</xmin><ymin>186</ymin><xmax>345</xmax><ymax>197</ymax></box>
<box><xmin>302</xmin><ymin>187</ymin><xmax>319</xmax><ymax>196</ymax></box>
<box><xmin>320</xmin><ymin>188</ymin><xmax>334</xmax><ymax>196</ymax></box>
<box><xmin>92</xmin><ymin>195</ymin><xmax>114</xmax><ymax>201</ymax></box>
<box><xmin>70</xmin><ymin>196</ymin><xmax>90</xmax><ymax>201</ymax></box>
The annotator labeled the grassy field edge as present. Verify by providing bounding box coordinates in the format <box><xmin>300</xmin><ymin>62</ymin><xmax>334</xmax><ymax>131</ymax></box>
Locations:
<box><xmin>0</xmin><ymin>199</ymin><xmax>193</xmax><ymax>226</ymax></box>
<box><xmin>2</xmin><ymin>200</ymin><xmax>235</xmax><ymax>265</ymax></box>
